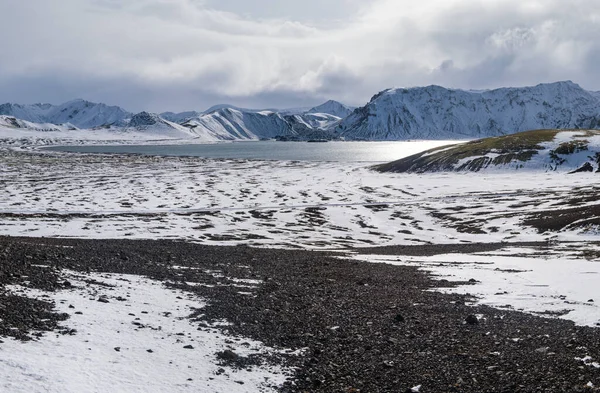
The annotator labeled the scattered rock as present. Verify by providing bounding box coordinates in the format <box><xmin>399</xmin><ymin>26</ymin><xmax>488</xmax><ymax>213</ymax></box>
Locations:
<box><xmin>216</xmin><ymin>349</ymin><xmax>238</xmax><ymax>361</ymax></box>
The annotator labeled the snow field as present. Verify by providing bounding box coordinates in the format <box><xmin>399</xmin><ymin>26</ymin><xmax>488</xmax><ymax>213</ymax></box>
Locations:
<box><xmin>1</xmin><ymin>271</ymin><xmax>289</xmax><ymax>393</ymax></box>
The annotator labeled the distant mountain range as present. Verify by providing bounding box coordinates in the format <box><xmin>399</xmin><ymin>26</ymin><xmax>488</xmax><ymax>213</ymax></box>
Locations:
<box><xmin>1</xmin><ymin>81</ymin><xmax>599</xmax><ymax>141</ymax></box>
<box><xmin>0</xmin><ymin>99</ymin><xmax>130</xmax><ymax>129</ymax></box>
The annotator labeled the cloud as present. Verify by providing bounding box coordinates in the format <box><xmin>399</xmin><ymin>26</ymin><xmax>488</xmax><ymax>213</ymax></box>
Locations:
<box><xmin>0</xmin><ymin>0</ymin><xmax>599</xmax><ymax>111</ymax></box>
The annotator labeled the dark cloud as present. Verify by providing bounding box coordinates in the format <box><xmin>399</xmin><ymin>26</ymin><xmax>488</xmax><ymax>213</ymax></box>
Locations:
<box><xmin>0</xmin><ymin>0</ymin><xmax>599</xmax><ymax>111</ymax></box>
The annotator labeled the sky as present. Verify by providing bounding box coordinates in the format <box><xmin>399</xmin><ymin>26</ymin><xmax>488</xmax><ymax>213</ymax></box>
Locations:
<box><xmin>1</xmin><ymin>0</ymin><xmax>600</xmax><ymax>112</ymax></box>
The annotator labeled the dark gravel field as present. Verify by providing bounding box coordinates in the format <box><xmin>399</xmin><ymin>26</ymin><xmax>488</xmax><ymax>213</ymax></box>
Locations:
<box><xmin>1</xmin><ymin>236</ymin><xmax>599</xmax><ymax>392</ymax></box>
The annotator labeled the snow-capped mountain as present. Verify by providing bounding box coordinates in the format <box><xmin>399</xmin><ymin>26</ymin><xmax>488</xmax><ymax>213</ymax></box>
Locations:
<box><xmin>45</xmin><ymin>99</ymin><xmax>131</xmax><ymax>128</ymax></box>
<box><xmin>337</xmin><ymin>81</ymin><xmax>600</xmax><ymax>140</ymax></box>
<box><xmin>181</xmin><ymin>105</ymin><xmax>346</xmax><ymax>141</ymax></box>
<box><xmin>0</xmin><ymin>99</ymin><xmax>131</xmax><ymax>129</ymax></box>
<box><xmin>182</xmin><ymin>108</ymin><xmax>294</xmax><ymax>140</ymax></box>
<box><xmin>155</xmin><ymin>102</ymin><xmax>348</xmax><ymax>141</ymax></box>
<box><xmin>0</xmin><ymin>98</ymin><xmax>351</xmax><ymax>142</ymax></box>
<box><xmin>6</xmin><ymin>82</ymin><xmax>600</xmax><ymax>143</ymax></box>
<box><xmin>125</xmin><ymin>112</ymin><xmax>219</xmax><ymax>141</ymax></box>
<box><xmin>307</xmin><ymin>100</ymin><xmax>355</xmax><ymax>118</ymax></box>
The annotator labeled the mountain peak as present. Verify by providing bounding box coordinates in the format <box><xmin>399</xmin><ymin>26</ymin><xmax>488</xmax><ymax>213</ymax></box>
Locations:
<box><xmin>128</xmin><ymin>111</ymin><xmax>162</xmax><ymax>127</ymax></box>
<box><xmin>307</xmin><ymin>100</ymin><xmax>354</xmax><ymax>118</ymax></box>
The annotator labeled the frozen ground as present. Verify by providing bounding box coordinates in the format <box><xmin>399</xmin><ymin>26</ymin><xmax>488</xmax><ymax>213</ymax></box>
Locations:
<box><xmin>353</xmin><ymin>244</ymin><xmax>600</xmax><ymax>328</ymax></box>
<box><xmin>1</xmin><ymin>271</ymin><xmax>288</xmax><ymax>393</ymax></box>
<box><xmin>1</xmin><ymin>145</ymin><xmax>600</xmax><ymax>390</ymax></box>
<box><xmin>2</xmin><ymin>149</ymin><xmax>599</xmax><ymax>248</ymax></box>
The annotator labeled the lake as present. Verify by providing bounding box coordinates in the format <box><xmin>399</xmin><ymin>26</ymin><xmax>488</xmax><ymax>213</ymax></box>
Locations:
<box><xmin>44</xmin><ymin>140</ymin><xmax>459</xmax><ymax>162</ymax></box>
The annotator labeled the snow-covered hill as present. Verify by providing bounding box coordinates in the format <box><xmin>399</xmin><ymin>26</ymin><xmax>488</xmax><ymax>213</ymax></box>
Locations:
<box><xmin>0</xmin><ymin>115</ymin><xmax>74</xmax><ymax>132</ymax></box>
<box><xmin>0</xmin><ymin>99</ymin><xmax>131</xmax><ymax>128</ymax></box>
<box><xmin>182</xmin><ymin>108</ymin><xmax>294</xmax><ymax>140</ymax></box>
<box><xmin>160</xmin><ymin>111</ymin><xmax>201</xmax><ymax>123</ymax></box>
<box><xmin>46</xmin><ymin>99</ymin><xmax>131</xmax><ymax>128</ymax></box>
<box><xmin>181</xmin><ymin>105</ymin><xmax>348</xmax><ymax>141</ymax></box>
<box><xmin>125</xmin><ymin>112</ymin><xmax>219</xmax><ymax>141</ymax></box>
<box><xmin>338</xmin><ymin>81</ymin><xmax>600</xmax><ymax>140</ymax></box>
<box><xmin>374</xmin><ymin>129</ymin><xmax>600</xmax><ymax>173</ymax></box>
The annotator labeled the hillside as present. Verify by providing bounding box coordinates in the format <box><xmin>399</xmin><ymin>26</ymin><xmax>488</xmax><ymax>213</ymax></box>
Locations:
<box><xmin>181</xmin><ymin>107</ymin><xmax>341</xmax><ymax>141</ymax></box>
<box><xmin>0</xmin><ymin>115</ymin><xmax>74</xmax><ymax>132</ymax></box>
<box><xmin>338</xmin><ymin>81</ymin><xmax>600</xmax><ymax>140</ymax></box>
<box><xmin>374</xmin><ymin>129</ymin><xmax>600</xmax><ymax>173</ymax></box>
<box><xmin>125</xmin><ymin>112</ymin><xmax>219</xmax><ymax>141</ymax></box>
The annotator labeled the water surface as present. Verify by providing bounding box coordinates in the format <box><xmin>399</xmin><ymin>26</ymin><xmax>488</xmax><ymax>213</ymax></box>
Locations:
<box><xmin>45</xmin><ymin>140</ymin><xmax>459</xmax><ymax>162</ymax></box>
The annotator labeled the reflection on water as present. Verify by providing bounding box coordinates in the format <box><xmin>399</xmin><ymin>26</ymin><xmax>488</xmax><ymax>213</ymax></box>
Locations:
<box><xmin>44</xmin><ymin>140</ymin><xmax>461</xmax><ymax>163</ymax></box>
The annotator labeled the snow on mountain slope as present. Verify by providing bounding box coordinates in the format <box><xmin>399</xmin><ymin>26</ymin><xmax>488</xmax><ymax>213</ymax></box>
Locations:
<box><xmin>0</xmin><ymin>103</ymin><xmax>53</xmax><ymax>123</ymax></box>
<box><xmin>0</xmin><ymin>115</ymin><xmax>73</xmax><ymax>131</ymax></box>
<box><xmin>307</xmin><ymin>100</ymin><xmax>355</xmax><ymax>118</ymax></box>
<box><xmin>286</xmin><ymin>113</ymin><xmax>341</xmax><ymax>131</ymax></box>
<box><xmin>182</xmin><ymin>108</ymin><xmax>296</xmax><ymax>140</ymax></box>
<box><xmin>0</xmin><ymin>99</ymin><xmax>353</xmax><ymax>141</ymax></box>
<box><xmin>374</xmin><ymin>129</ymin><xmax>600</xmax><ymax>173</ymax></box>
<box><xmin>125</xmin><ymin>112</ymin><xmax>218</xmax><ymax>141</ymax></box>
<box><xmin>0</xmin><ymin>99</ymin><xmax>131</xmax><ymax>129</ymax></box>
<box><xmin>0</xmin><ymin>114</ymin><xmax>209</xmax><ymax>146</ymax></box>
<box><xmin>338</xmin><ymin>81</ymin><xmax>600</xmax><ymax>140</ymax></box>
<box><xmin>160</xmin><ymin>111</ymin><xmax>201</xmax><ymax>123</ymax></box>
<box><xmin>45</xmin><ymin>99</ymin><xmax>131</xmax><ymax>128</ymax></box>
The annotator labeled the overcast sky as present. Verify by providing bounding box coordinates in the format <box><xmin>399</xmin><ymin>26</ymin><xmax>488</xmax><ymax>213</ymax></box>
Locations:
<box><xmin>1</xmin><ymin>0</ymin><xmax>600</xmax><ymax>112</ymax></box>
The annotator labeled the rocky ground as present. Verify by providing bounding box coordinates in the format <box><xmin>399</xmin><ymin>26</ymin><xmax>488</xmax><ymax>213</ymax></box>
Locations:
<box><xmin>1</xmin><ymin>236</ymin><xmax>599</xmax><ymax>392</ymax></box>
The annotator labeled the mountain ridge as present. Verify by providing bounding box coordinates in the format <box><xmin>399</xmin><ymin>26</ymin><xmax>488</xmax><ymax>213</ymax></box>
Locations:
<box><xmin>337</xmin><ymin>81</ymin><xmax>600</xmax><ymax>140</ymax></box>
<box><xmin>3</xmin><ymin>82</ymin><xmax>600</xmax><ymax>142</ymax></box>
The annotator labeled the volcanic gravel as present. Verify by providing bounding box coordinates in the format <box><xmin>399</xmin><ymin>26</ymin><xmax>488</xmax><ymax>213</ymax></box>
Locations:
<box><xmin>1</xmin><ymin>236</ymin><xmax>600</xmax><ymax>392</ymax></box>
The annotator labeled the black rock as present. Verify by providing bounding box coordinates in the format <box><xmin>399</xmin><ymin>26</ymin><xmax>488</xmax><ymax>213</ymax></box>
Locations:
<box><xmin>183</xmin><ymin>345</ymin><xmax>194</xmax><ymax>349</ymax></box>
<box><xmin>394</xmin><ymin>314</ymin><xmax>405</xmax><ymax>323</ymax></box>
<box><xmin>465</xmin><ymin>314</ymin><xmax>479</xmax><ymax>325</ymax></box>
<box><xmin>216</xmin><ymin>349</ymin><xmax>238</xmax><ymax>361</ymax></box>
<box><xmin>568</xmin><ymin>162</ymin><xmax>594</xmax><ymax>174</ymax></box>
